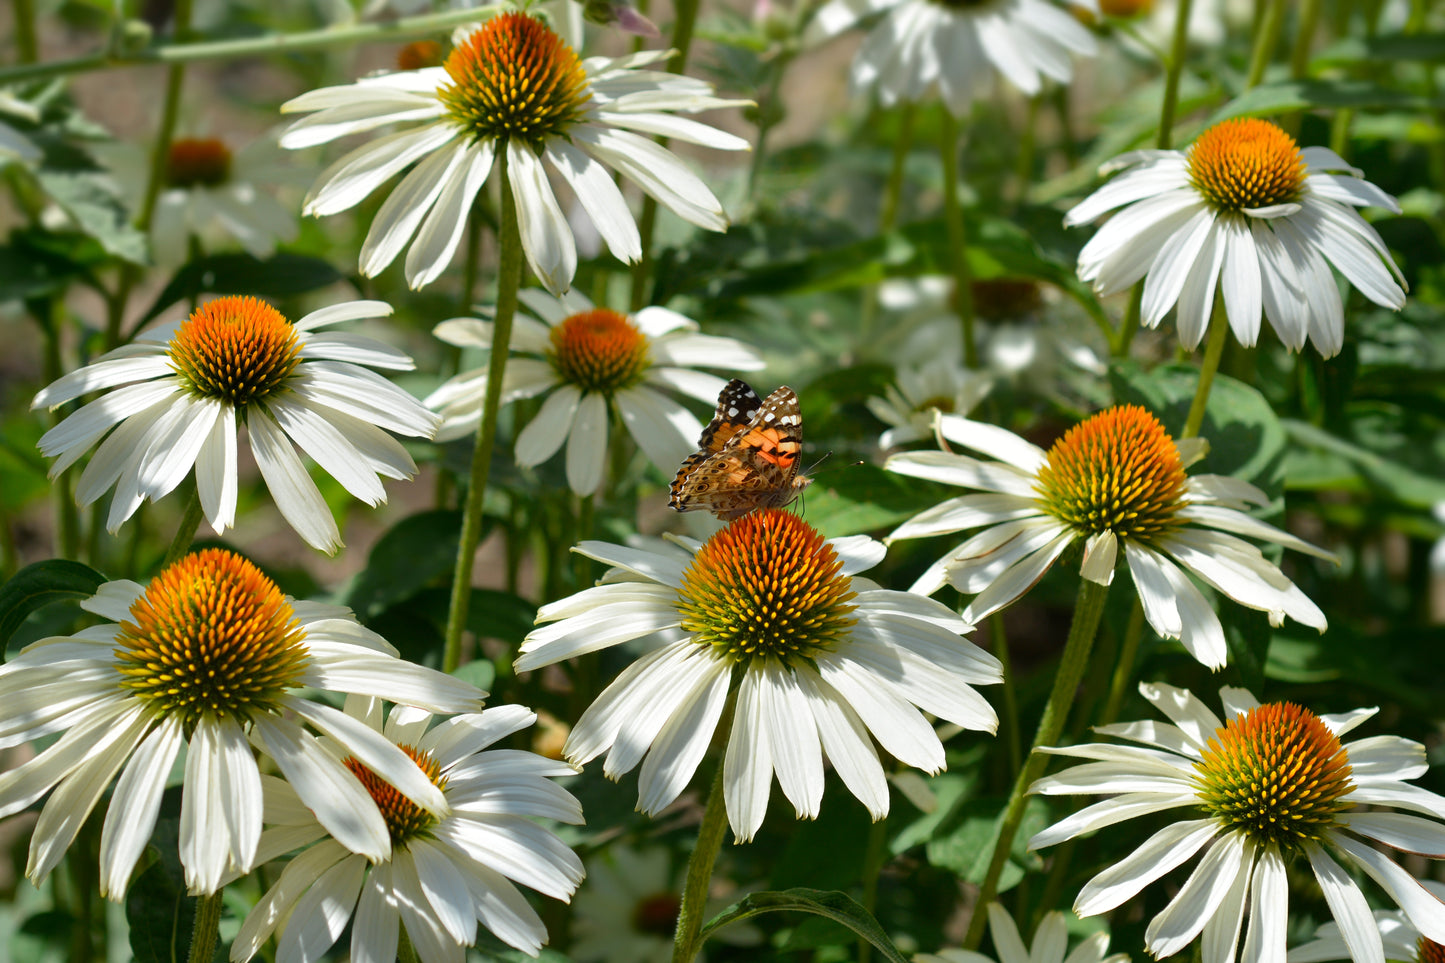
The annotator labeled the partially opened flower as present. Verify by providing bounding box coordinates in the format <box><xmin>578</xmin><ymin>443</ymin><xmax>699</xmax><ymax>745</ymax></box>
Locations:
<box><xmin>1066</xmin><ymin>117</ymin><xmax>1406</xmax><ymax>357</ymax></box>
<box><xmin>917</xmin><ymin>902</ymin><xmax>1128</xmax><ymax>963</ymax></box>
<box><xmin>32</xmin><ymin>295</ymin><xmax>439</xmax><ymax>553</ymax></box>
<box><xmin>1029</xmin><ymin>682</ymin><xmax>1445</xmax><ymax>963</ymax></box>
<box><xmin>515</xmin><ymin>509</ymin><xmax>1002</xmax><ymax>842</ymax></box>
<box><xmin>232</xmin><ymin>697</ymin><xmax>583</xmax><ymax>962</ymax></box>
<box><xmin>867</xmin><ymin>355</ymin><xmax>991</xmax><ymax>449</ymax></box>
<box><xmin>1290</xmin><ymin>880</ymin><xmax>1445</xmax><ymax>963</ymax></box>
<box><xmin>425</xmin><ymin>288</ymin><xmax>763</xmax><ymax>495</ymax></box>
<box><xmin>280</xmin><ymin>10</ymin><xmax>748</xmax><ymax>292</ymax></box>
<box><xmin>806</xmin><ymin>0</ymin><xmax>1097</xmax><ymax>116</ymax></box>
<box><xmin>0</xmin><ymin>549</ymin><xmax>483</xmax><ymax>899</ymax></box>
<box><xmin>886</xmin><ymin>405</ymin><xmax>1332</xmax><ymax>669</ymax></box>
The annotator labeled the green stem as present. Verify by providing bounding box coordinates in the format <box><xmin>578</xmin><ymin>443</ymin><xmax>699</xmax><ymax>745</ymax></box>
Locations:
<box><xmin>961</xmin><ymin>578</ymin><xmax>1111</xmax><ymax>950</ymax></box>
<box><xmin>13</xmin><ymin>0</ymin><xmax>38</xmax><ymax>63</ymax></box>
<box><xmin>1287</xmin><ymin>0</ymin><xmax>1323</xmax><ymax>79</ymax></box>
<box><xmin>186</xmin><ymin>891</ymin><xmax>223</xmax><ymax>963</ymax></box>
<box><xmin>162</xmin><ymin>488</ymin><xmax>205</xmax><ymax>568</ymax></box>
<box><xmin>443</xmin><ymin>154</ymin><xmax>523</xmax><ymax>674</ymax></box>
<box><xmin>938</xmin><ymin>108</ymin><xmax>978</xmax><ymax>369</ymax></box>
<box><xmin>107</xmin><ymin>0</ymin><xmax>194</xmax><ymax>347</ymax></box>
<box><xmin>857</xmin><ymin>815</ymin><xmax>889</xmax><ymax>963</ymax></box>
<box><xmin>1180</xmin><ymin>299</ymin><xmax>1229</xmax><ymax>440</ymax></box>
<box><xmin>38</xmin><ymin>302</ymin><xmax>80</xmax><ymax>560</ymax></box>
<box><xmin>1244</xmin><ymin>0</ymin><xmax>1287</xmax><ymax>89</ymax></box>
<box><xmin>1100</xmin><ymin>600</ymin><xmax>1147</xmax><ymax>725</ymax></box>
<box><xmin>992</xmin><ymin>614</ymin><xmax>1021</xmax><ymax>778</ymax></box>
<box><xmin>859</xmin><ymin>104</ymin><xmax>917</xmax><ymax>342</ymax></box>
<box><xmin>0</xmin><ymin>6</ymin><xmax>505</xmax><ymax>84</ymax></box>
<box><xmin>628</xmin><ymin>0</ymin><xmax>702</xmax><ymax>311</ymax></box>
<box><xmin>672</xmin><ymin>745</ymin><xmax>732</xmax><ymax>963</ymax></box>
<box><xmin>1012</xmin><ymin>94</ymin><xmax>1041</xmax><ymax>211</ymax></box>
<box><xmin>1114</xmin><ymin>0</ymin><xmax>1192</xmax><ymax>358</ymax></box>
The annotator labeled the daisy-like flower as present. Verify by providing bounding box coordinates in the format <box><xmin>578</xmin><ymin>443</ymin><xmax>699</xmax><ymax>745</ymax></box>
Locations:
<box><xmin>868</xmin><ymin>355</ymin><xmax>991</xmax><ymax>449</ymax></box>
<box><xmin>1066</xmin><ymin>117</ymin><xmax>1406</xmax><ymax>357</ymax></box>
<box><xmin>806</xmin><ymin>0</ymin><xmax>1097</xmax><ymax>117</ymax></box>
<box><xmin>149</xmin><ymin>135</ymin><xmax>304</xmax><ymax>267</ymax></box>
<box><xmin>1028</xmin><ymin>682</ymin><xmax>1445</xmax><ymax>963</ymax></box>
<box><xmin>917</xmin><ymin>902</ymin><xmax>1128</xmax><ymax>963</ymax></box>
<box><xmin>0</xmin><ymin>549</ymin><xmax>484</xmax><ymax>899</ymax></box>
<box><xmin>1290</xmin><ymin>881</ymin><xmax>1445</xmax><ymax>963</ymax></box>
<box><xmin>886</xmin><ymin>405</ymin><xmax>1332</xmax><ymax>669</ymax></box>
<box><xmin>425</xmin><ymin>288</ymin><xmax>763</xmax><ymax>495</ymax></box>
<box><xmin>232</xmin><ymin>697</ymin><xmax>583</xmax><ymax>961</ymax></box>
<box><xmin>31</xmin><ymin>295</ymin><xmax>440</xmax><ymax>553</ymax></box>
<box><xmin>280</xmin><ymin>10</ymin><xmax>749</xmax><ymax>292</ymax></box>
<box><xmin>514</xmin><ymin>508</ymin><xmax>1003</xmax><ymax>841</ymax></box>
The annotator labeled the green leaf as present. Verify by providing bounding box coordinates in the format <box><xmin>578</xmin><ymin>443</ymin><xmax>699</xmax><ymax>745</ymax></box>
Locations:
<box><xmin>345</xmin><ymin>510</ymin><xmax>467</xmax><ymax>620</ymax></box>
<box><xmin>0</xmin><ymin>559</ymin><xmax>107</xmax><ymax>652</ymax></box>
<box><xmin>141</xmin><ymin>253</ymin><xmax>348</xmax><ymax>323</ymax></box>
<box><xmin>1282</xmin><ymin>419</ymin><xmax>1445</xmax><ymax>509</ymax></box>
<box><xmin>1210</xmin><ymin>80</ymin><xmax>1442</xmax><ymax>123</ymax></box>
<box><xmin>36</xmin><ymin>169</ymin><xmax>148</xmax><ymax>265</ymax></box>
<box><xmin>1109</xmin><ymin>362</ymin><xmax>1287</xmax><ymax>496</ymax></box>
<box><xmin>806</xmin><ymin>464</ymin><xmax>953</xmax><ymax>539</ymax></box>
<box><xmin>699</xmin><ymin>888</ymin><xmax>909</xmax><ymax>963</ymax></box>
<box><xmin>1312</xmin><ymin>32</ymin><xmax>1445</xmax><ymax>67</ymax></box>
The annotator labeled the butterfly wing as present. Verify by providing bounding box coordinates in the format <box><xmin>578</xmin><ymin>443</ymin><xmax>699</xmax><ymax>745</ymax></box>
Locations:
<box><xmin>670</xmin><ymin>385</ymin><xmax>807</xmax><ymax>519</ymax></box>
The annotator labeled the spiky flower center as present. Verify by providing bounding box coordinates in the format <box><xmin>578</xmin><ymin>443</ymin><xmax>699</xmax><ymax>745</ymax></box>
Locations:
<box><xmin>1188</xmin><ymin>118</ymin><xmax>1306</xmax><ymax>213</ymax></box>
<box><xmin>165</xmin><ymin>137</ymin><xmax>233</xmax><ymax>189</ymax></box>
<box><xmin>1193</xmin><ymin>702</ymin><xmax>1355</xmax><ymax>849</ymax></box>
<box><xmin>972</xmin><ymin>278</ymin><xmax>1044</xmax><ymax>320</ymax></box>
<box><xmin>167</xmin><ymin>296</ymin><xmax>301</xmax><ymax>407</ymax></box>
<box><xmin>548</xmin><ymin>309</ymin><xmax>650</xmax><ymax>394</ymax></box>
<box><xmin>437</xmin><ymin>12</ymin><xmax>591</xmax><ymax>148</ymax></box>
<box><xmin>1035</xmin><ymin>405</ymin><xmax>1186</xmax><ymax>540</ymax></box>
<box><xmin>397</xmin><ymin>39</ymin><xmax>445</xmax><ymax>70</ymax></box>
<box><xmin>343</xmin><ymin>744</ymin><xmax>447</xmax><ymax>847</ymax></box>
<box><xmin>113</xmin><ymin>549</ymin><xmax>308</xmax><ymax>728</ymax></box>
<box><xmin>677</xmin><ymin>509</ymin><xmax>858</xmax><ymax>666</ymax></box>
<box><xmin>632</xmin><ymin>892</ymin><xmax>682</xmax><ymax>937</ymax></box>
<box><xmin>1418</xmin><ymin>937</ymin><xmax>1445</xmax><ymax>963</ymax></box>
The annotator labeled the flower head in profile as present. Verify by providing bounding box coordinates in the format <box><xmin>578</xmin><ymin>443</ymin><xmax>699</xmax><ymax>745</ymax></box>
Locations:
<box><xmin>1066</xmin><ymin>117</ymin><xmax>1406</xmax><ymax>357</ymax></box>
<box><xmin>1290</xmin><ymin>880</ymin><xmax>1445</xmax><ymax>963</ymax></box>
<box><xmin>0</xmin><ymin>550</ymin><xmax>483</xmax><ymax>899</ymax></box>
<box><xmin>886</xmin><ymin>405</ymin><xmax>1333</xmax><ymax>668</ymax></box>
<box><xmin>868</xmin><ymin>355</ymin><xmax>991</xmax><ymax>449</ymax></box>
<box><xmin>425</xmin><ymin>288</ymin><xmax>763</xmax><ymax>495</ymax></box>
<box><xmin>515</xmin><ymin>509</ymin><xmax>1002</xmax><ymax>842</ymax></box>
<box><xmin>232</xmin><ymin>698</ymin><xmax>583</xmax><ymax>962</ymax></box>
<box><xmin>806</xmin><ymin>0</ymin><xmax>1097</xmax><ymax>117</ymax></box>
<box><xmin>1029</xmin><ymin>682</ymin><xmax>1445</xmax><ymax>963</ymax></box>
<box><xmin>918</xmin><ymin>902</ymin><xmax>1128</xmax><ymax>963</ymax></box>
<box><xmin>32</xmin><ymin>296</ymin><xmax>439</xmax><ymax>553</ymax></box>
<box><xmin>280</xmin><ymin>10</ymin><xmax>749</xmax><ymax>292</ymax></box>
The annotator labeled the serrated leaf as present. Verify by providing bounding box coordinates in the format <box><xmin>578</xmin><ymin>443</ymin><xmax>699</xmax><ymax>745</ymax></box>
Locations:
<box><xmin>345</xmin><ymin>510</ymin><xmax>467</xmax><ymax>620</ymax></box>
<box><xmin>699</xmin><ymin>888</ymin><xmax>908</xmax><ymax>963</ymax></box>
<box><xmin>806</xmin><ymin>464</ymin><xmax>953</xmax><ymax>539</ymax></box>
<box><xmin>141</xmin><ymin>253</ymin><xmax>348</xmax><ymax>323</ymax></box>
<box><xmin>0</xmin><ymin>559</ymin><xmax>107</xmax><ymax>652</ymax></box>
<box><xmin>36</xmin><ymin>169</ymin><xmax>148</xmax><ymax>264</ymax></box>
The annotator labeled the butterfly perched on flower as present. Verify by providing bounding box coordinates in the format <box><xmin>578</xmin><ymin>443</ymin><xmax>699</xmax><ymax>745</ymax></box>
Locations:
<box><xmin>669</xmin><ymin>379</ymin><xmax>812</xmax><ymax>520</ymax></box>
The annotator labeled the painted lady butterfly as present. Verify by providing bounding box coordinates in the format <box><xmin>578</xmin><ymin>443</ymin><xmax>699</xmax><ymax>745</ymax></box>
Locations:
<box><xmin>668</xmin><ymin>379</ymin><xmax>812</xmax><ymax>520</ymax></box>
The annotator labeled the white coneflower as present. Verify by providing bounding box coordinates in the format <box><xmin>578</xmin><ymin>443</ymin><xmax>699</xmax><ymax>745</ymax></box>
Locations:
<box><xmin>516</xmin><ymin>509</ymin><xmax>1002</xmax><ymax>842</ymax></box>
<box><xmin>1030</xmin><ymin>683</ymin><xmax>1445</xmax><ymax>963</ymax></box>
<box><xmin>280</xmin><ymin>10</ymin><xmax>748</xmax><ymax>292</ymax></box>
<box><xmin>32</xmin><ymin>295</ymin><xmax>439</xmax><ymax>553</ymax></box>
<box><xmin>232</xmin><ymin>697</ymin><xmax>583</xmax><ymax>961</ymax></box>
<box><xmin>426</xmin><ymin>288</ymin><xmax>763</xmax><ymax>495</ymax></box>
<box><xmin>887</xmin><ymin>405</ymin><xmax>1332</xmax><ymax>668</ymax></box>
<box><xmin>807</xmin><ymin>0</ymin><xmax>1097</xmax><ymax>116</ymax></box>
<box><xmin>1066</xmin><ymin>117</ymin><xmax>1406</xmax><ymax>357</ymax></box>
<box><xmin>0</xmin><ymin>550</ymin><xmax>483</xmax><ymax>899</ymax></box>
<box><xmin>918</xmin><ymin>902</ymin><xmax>1129</xmax><ymax>963</ymax></box>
